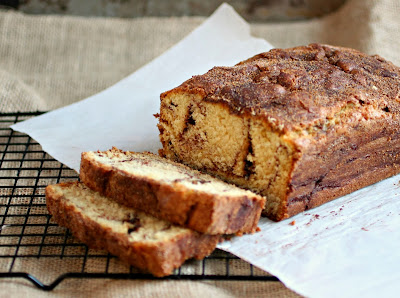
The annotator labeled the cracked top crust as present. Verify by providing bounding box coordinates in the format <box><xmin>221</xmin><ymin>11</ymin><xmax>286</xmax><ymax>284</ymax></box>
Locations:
<box><xmin>169</xmin><ymin>43</ymin><xmax>400</xmax><ymax>133</ymax></box>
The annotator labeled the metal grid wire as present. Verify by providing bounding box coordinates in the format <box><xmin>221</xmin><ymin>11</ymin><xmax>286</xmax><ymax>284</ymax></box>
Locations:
<box><xmin>0</xmin><ymin>112</ymin><xmax>277</xmax><ymax>291</ymax></box>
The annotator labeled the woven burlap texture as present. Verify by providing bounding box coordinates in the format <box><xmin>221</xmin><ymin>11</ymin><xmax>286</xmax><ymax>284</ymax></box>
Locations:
<box><xmin>2</xmin><ymin>0</ymin><xmax>400</xmax><ymax>113</ymax></box>
<box><xmin>0</xmin><ymin>0</ymin><xmax>399</xmax><ymax>296</ymax></box>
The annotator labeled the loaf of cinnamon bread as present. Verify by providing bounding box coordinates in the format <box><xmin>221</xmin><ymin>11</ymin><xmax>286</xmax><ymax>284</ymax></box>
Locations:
<box><xmin>46</xmin><ymin>182</ymin><xmax>220</xmax><ymax>277</ymax></box>
<box><xmin>80</xmin><ymin>148</ymin><xmax>265</xmax><ymax>235</ymax></box>
<box><xmin>157</xmin><ymin>43</ymin><xmax>400</xmax><ymax>221</ymax></box>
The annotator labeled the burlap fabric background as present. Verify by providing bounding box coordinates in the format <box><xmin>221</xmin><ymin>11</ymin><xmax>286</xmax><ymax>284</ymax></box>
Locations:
<box><xmin>0</xmin><ymin>0</ymin><xmax>399</xmax><ymax>296</ymax></box>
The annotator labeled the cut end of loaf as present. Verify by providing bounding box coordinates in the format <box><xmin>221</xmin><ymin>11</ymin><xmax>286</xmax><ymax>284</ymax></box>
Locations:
<box><xmin>158</xmin><ymin>90</ymin><xmax>295</xmax><ymax>221</ymax></box>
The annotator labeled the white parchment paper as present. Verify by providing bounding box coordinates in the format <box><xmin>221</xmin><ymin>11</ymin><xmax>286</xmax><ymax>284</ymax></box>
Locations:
<box><xmin>11</xmin><ymin>4</ymin><xmax>400</xmax><ymax>298</ymax></box>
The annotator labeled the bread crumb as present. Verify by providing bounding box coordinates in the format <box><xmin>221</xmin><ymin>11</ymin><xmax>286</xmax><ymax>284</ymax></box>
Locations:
<box><xmin>289</xmin><ymin>220</ymin><xmax>296</xmax><ymax>226</ymax></box>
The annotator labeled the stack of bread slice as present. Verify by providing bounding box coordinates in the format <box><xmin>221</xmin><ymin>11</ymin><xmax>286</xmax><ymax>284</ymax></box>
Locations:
<box><xmin>46</xmin><ymin>147</ymin><xmax>265</xmax><ymax>277</ymax></box>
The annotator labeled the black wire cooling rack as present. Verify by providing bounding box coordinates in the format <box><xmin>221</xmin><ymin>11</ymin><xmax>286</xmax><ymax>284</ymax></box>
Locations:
<box><xmin>0</xmin><ymin>112</ymin><xmax>278</xmax><ymax>291</ymax></box>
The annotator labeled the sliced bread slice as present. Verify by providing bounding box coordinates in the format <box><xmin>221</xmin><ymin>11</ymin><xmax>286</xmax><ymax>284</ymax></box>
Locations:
<box><xmin>46</xmin><ymin>182</ymin><xmax>220</xmax><ymax>277</ymax></box>
<box><xmin>80</xmin><ymin>148</ymin><xmax>265</xmax><ymax>235</ymax></box>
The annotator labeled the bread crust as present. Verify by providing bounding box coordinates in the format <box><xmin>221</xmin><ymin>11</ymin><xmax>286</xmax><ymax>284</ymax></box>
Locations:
<box><xmin>46</xmin><ymin>182</ymin><xmax>220</xmax><ymax>277</ymax></box>
<box><xmin>80</xmin><ymin>149</ymin><xmax>265</xmax><ymax>235</ymax></box>
<box><xmin>285</xmin><ymin>117</ymin><xmax>400</xmax><ymax>219</ymax></box>
<box><xmin>158</xmin><ymin>43</ymin><xmax>400</xmax><ymax>221</ymax></box>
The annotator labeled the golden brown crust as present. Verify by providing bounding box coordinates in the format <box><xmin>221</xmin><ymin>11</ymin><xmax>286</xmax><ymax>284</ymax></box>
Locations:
<box><xmin>283</xmin><ymin>117</ymin><xmax>400</xmax><ymax>221</ymax></box>
<box><xmin>158</xmin><ymin>43</ymin><xmax>400</xmax><ymax>221</ymax></box>
<box><xmin>164</xmin><ymin>43</ymin><xmax>400</xmax><ymax>133</ymax></box>
<box><xmin>80</xmin><ymin>149</ymin><xmax>265</xmax><ymax>235</ymax></box>
<box><xmin>45</xmin><ymin>182</ymin><xmax>220</xmax><ymax>277</ymax></box>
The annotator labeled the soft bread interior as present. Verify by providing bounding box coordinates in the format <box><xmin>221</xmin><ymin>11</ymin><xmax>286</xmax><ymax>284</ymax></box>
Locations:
<box><xmin>158</xmin><ymin>92</ymin><xmax>295</xmax><ymax>220</ymax></box>
<box><xmin>86</xmin><ymin>149</ymin><xmax>260</xmax><ymax>197</ymax></box>
<box><xmin>52</xmin><ymin>183</ymin><xmax>193</xmax><ymax>242</ymax></box>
